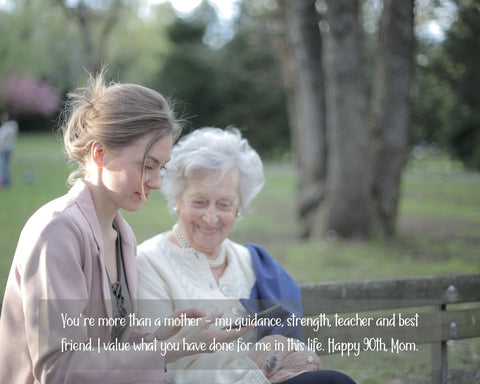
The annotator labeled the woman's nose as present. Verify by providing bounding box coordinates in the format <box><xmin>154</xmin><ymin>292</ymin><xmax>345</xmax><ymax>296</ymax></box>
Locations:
<box><xmin>202</xmin><ymin>207</ymin><xmax>219</xmax><ymax>225</ymax></box>
<box><xmin>146</xmin><ymin>172</ymin><xmax>162</xmax><ymax>190</ymax></box>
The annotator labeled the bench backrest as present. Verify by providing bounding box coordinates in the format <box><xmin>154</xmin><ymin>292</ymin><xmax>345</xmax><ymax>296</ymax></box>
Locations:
<box><xmin>300</xmin><ymin>273</ymin><xmax>480</xmax><ymax>384</ymax></box>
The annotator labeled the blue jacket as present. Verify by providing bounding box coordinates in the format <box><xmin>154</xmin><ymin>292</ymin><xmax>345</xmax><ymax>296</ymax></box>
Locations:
<box><xmin>242</xmin><ymin>243</ymin><xmax>304</xmax><ymax>340</ymax></box>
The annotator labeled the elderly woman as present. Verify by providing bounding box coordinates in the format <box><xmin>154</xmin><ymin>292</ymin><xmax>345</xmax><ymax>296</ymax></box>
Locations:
<box><xmin>137</xmin><ymin>128</ymin><xmax>355</xmax><ymax>384</ymax></box>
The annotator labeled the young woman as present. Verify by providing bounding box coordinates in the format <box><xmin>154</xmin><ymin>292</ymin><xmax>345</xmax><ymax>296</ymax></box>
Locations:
<box><xmin>0</xmin><ymin>73</ymin><xmax>246</xmax><ymax>383</ymax></box>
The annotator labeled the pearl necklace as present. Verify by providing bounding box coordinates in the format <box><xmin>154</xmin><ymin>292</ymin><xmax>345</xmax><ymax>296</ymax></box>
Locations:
<box><xmin>173</xmin><ymin>223</ymin><xmax>227</xmax><ymax>269</ymax></box>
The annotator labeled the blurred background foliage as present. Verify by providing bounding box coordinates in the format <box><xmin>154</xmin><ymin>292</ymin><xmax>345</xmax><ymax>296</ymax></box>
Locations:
<box><xmin>0</xmin><ymin>0</ymin><xmax>477</xmax><ymax>166</ymax></box>
<box><xmin>412</xmin><ymin>0</ymin><xmax>480</xmax><ymax>170</ymax></box>
<box><xmin>0</xmin><ymin>0</ymin><xmax>291</xmax><ymax>157</ymax></box>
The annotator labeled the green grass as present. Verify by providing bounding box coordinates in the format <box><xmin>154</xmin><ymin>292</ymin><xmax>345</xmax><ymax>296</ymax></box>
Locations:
<box><xmin>1</xmin><ymin>133</ymin><xmax>479</xmax><ymax>383</ymax></box>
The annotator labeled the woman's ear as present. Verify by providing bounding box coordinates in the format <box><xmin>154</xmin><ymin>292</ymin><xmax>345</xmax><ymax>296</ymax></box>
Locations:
<box><xmin>91</xmin><ymin>142</ymin><xmax>106</xmax><ymax>168</ymax></box>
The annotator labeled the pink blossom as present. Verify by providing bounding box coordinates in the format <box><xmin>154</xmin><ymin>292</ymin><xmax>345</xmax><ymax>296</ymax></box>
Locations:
<box><xmin>3</xmin><ymin>76</ymin><xmax>60</xmax><ymax>117</ymax></box>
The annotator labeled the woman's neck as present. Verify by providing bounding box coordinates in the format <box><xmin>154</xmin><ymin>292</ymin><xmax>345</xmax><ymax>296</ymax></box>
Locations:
<box><xmin>84</xmin><ymin>179</ymin><xmax>117</xmax><ymax>232</ymax></box>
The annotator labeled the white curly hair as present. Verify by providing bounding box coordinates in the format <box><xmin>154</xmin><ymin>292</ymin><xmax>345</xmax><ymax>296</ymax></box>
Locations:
<box><xmin>161</xmin><ymin>127</ymin><xmax>265</xmax><ymax>214</ymax></box>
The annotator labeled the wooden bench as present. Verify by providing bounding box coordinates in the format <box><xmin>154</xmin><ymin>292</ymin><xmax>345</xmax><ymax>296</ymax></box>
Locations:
<box><xmin>1</xmin><ymin>273</ymin><xmax>479</xmax><ymax>383</ymax></box>
<box><xmin>300</xmin><ymin>273</ymin><xmax>480</xmax><ymax>384</ymax></box>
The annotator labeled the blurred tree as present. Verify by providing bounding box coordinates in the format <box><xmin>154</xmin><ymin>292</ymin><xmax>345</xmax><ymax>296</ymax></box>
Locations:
<box><xmin>433</xmin><ymin>0</ymin><xmax>480</xmax><ymax>169</ymax></box>
<box><xmin>0</xmin><ymin>75</ymin><xmax>61</xmax><ymax>132</ymax></box>
<box><xmin>156</xmin><ymin>0</ymin><xmax>289</xmax><ymax>156</ymax></box>
<box><xmin>411</xmin><ymin>1</ymin><xmax>480</xmax><ymax>170</ymax></box>
<box><xmin>370</xmin><ymin>0</ymin><xmax>415</xmax><ymax>236</ymax></box>
<box><xmin>276</xmin><ymin>0</ymin><xmax>326</xmax><ymax>239</ymax></box>
<box><xmin>411</xmin><ymin>40</ymin><xmax>452</xmax><ymax>146</ymax></box>
<box><xmin>53</xmin><ymin>0</ymin><xmax>128</xmax><ymax>74</ymax></box>
<box><xmin>0</xmin><ymin>0</ymin><xmax>81</xmax><ymax>94</ymax></box>
<box><xmin>0</xmin><ymin>0</ymin><xmax>173</xmax><ymax>130</ymax></box>
<box><xmin>107</xmin><ymin>2</ymin><xmax>175</xmax><ymax>86</ymax></box>
<box><xmin>275</xmin><ymin>0</ymin><xmax>415</xmax><ymax>239</ymax></box>
<box><xmin>2</xmin><ymin>76</ymin><xmax>60</xmax><ymax>116</ymax></box>
<box><xmin>322</xmin><ymin>0</ymin><xmax>371</xmax><ymax>238</ymax></box>
<box><xmin>217</xmin><ymin>0</ymin><xmax>289</xmax><ymax>156</ymax></box>
<box><xmin>154</xmin><ymin>2</ymin><xmax>223</xmax><ymax>131</ymax></box>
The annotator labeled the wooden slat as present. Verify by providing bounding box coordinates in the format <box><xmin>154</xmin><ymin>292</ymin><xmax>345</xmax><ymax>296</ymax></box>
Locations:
<box><xmin>301</xmin><ymin>273</ymin><xmax>480</xmax><ymax>315</ymax></box>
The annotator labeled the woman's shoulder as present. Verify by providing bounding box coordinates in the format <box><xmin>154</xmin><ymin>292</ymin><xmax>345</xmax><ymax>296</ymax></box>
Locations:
<box><xmin>22</xmin><ymin>193</ymin><xmax>82</xmax><ymax>236</ymax></box>
<box><xmin>13</xmin><ymin>191</ymin><xmax>96</xmax><ymax>272</ymax></box>
<box><xmin>18</xmin><ymin>182</ymin><xmax>104</xmax><ymax>255</ymax></box>
<box><xmin>224</xmin><ymin>238</ymin><xmax>251</xmax><ymax>257</ymax></box>
<box><xmin>223</xmin><ymin>239</ymin><xmax>256</xmax><ymax>271</ymax></box>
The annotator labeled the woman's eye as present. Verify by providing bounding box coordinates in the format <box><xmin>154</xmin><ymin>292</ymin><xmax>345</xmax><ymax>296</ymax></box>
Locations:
<box><xmin>218</xmin><ymin>202</ymin><xmax>232</xmax><ymax>210</ymax></box>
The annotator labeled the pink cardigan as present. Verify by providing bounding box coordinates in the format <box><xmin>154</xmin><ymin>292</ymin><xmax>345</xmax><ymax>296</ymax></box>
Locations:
<box><xmin>0</xmin><ymin>180</ymin><xmax>164</xmax><ymax>383</ymax></box>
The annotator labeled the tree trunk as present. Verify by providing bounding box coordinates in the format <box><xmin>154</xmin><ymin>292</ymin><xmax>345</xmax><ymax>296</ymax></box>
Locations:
<box><xmin>370</xmin><ymin>0</ymin><xmax>415</xmax><ymax>237</ymax></box>
<box><xmin>322</xmin><ymin>0</ymin><xmax>371</xmax><ymax>238</ymax></box>
<box><xmin>56</xmin><ymin>0</ymin><xmax>123</xmax><ymax>74</ymax></box>
<box><xmin>276</xmin><ymin>0</ymin><xmax>327</xmax><ymax>239</ymax></box>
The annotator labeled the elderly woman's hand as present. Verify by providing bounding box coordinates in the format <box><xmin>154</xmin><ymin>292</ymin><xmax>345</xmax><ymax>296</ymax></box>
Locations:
<box><xmin>267</xmin><ymin>350</ymin><xmax>321</xmax><ymax>383</ymax></box>
<box><xmin>247</xmin><ymin>335</ymin><xmax>291</xmax><ymax>378</ymax></box>
<box><xmin>248</xmin><ymin>335</ymin><xmax>321</xmax><ymax>383</ymax></box>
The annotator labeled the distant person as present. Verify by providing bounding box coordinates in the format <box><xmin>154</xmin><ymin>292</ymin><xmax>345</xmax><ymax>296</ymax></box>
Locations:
<box><xmin>0</xmin><ymin>111</ymin><xmax>19</xmax><ymax>188</ymax></box>
<box><xmin>0</xmin><ymin>73</ymin><xmax>248</xmax><ymax>383</ymax></box>
<box><xmin>137</xmin><ymin>127</ymin><xmax>356</xmax><ymax>384</ymax></box>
